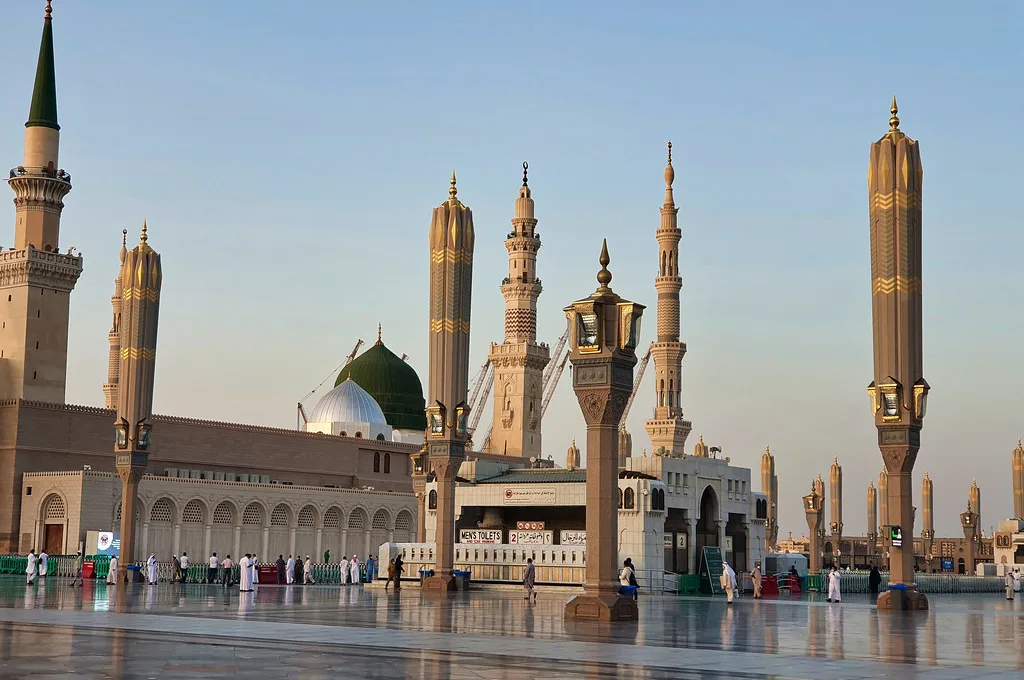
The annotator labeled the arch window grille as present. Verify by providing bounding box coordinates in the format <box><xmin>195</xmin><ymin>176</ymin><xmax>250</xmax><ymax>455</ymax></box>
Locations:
<box><xmin>376</xmin><ymin>433</ymin><xmax>386</xmax><ymax>441</ymax></box>
<box><xmin>271</xmin><ymin>505</ymin><xmax>290</xmax><ymax>527</ymax></box>
<box><xmin>242</xmin><ymin>503</ymin><xmax>263</xmax><ymax>526</ymax></box>
<box><xmin>323</xmin><ymin>508</ymin><xmax>341</xmax><ymax>528</ymax></box>
<box><xmin>44</xmin><ymin>495</ymin><xmax>66</xmax><ymax>520</ymax></box>
<box><xmin>348</xmin><ymin>511</ymin><xmax>366</xmax><ymax>530</ymax></box>
<box><xmin>150</xmin><ymin>499</ymin><xmax>173</xmax><ymax>523</ymax></box>
<box><xmin>384</xmin><ymin>453</ymin><xmax>391</xmax><ymax>474</ymax></box>
<box><xmin>428</xmin><ymin>490</ymin><xmax>437</xmax><ymax>510</ymax></box>
<box><xmin>298</xmin><ymin>506</ymin><xmax>315</xmax><ymax>528</ymax></box>
<box><xmin>374</xmin><ymin>452</ymin><xmax>381</xmax><ymax>473</ymax></box>
<box><xmin>213</xmin><ymin>503</ymin><xmax>233</xmax><ymax>524</ymax></box>
<box><xmin>395</xmin><ymin>512</ymin><xmax>412</xmax><ymax>532</ymax></box>
<box><xmin>182</xmin><ymin>501</ymin><xmax>204</xmax><ymax>523</ymax></box>
<box><xmin>617</xmin><ymin>489</ymin><xmax>623</xmax><ymax>509</ymax></box>
<box><xmin>624</xmin><ymin>488</ymin><xmax>635</xmax><ymax>510</ymax></box>
<box><xmin>372</xmin><ymin>510</ymin><xmax>389</xmax><ymax>531</ymax></box>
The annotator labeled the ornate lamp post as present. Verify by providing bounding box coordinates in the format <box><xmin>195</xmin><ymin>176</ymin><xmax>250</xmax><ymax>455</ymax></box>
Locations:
<box><xmin>563</xmin><ymin>240</ymin><xmax>644</xmax><ymax>622</ymax></box>
<box><xmin>803</xmin><ymin>485</ymin><xmax>824</xmax><ymax>573</ymax></box>
<box><xmin>960</xmin><ymin>501</ymin><xmax>978</xmax><ymax>575</ymax></box>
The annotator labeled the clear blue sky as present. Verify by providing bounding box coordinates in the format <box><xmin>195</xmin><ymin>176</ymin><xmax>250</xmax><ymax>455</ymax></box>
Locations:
<box><xmin>2</xmin><ymin>1</ymin><xmax>1021</xmax><ymax>538</ymax></box>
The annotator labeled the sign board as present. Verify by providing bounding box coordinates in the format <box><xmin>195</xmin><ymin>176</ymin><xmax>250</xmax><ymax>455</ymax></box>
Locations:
<box><xmin>96</xmin><ymin>532</ymin><xmax>120</xmax><ymax>556</ymax></box>
<box><xmin>509</xmin><ymin>530</ymin><xmax>553</xmax><ymax>545</ymax></box>
<box><xmin>516</xmin><ymin>521</ymin><xmax>546</xmax><ymax>531</ymax></box>
<box><xmin>699</xmin><ymin>546</ymin><xmax>724</xmax><ymax>595</ymax></box>
<box><xmin>503</xmin><ymin>488</ymin><xmax>557</xmax><ymax>506</ymax></box>
<box><xmin>459</xmin><ymin>529</ymin><xmax>503</xmax><ymax>544</ymax></box>
<box><xmin>664</xmin><ymin>534</ymin><xmax>673</xmax><ymax>549</ymax></box>
<box><xmin>941</xmin><ymin>558</ymin><xmax>954</xmax><ymax>571</ymax></box>
<box><xmin>677</xmin><ymin>534</ymin><xmax>687</xmax><ymax>549</ymax></box>
<box><xmin>560</xmin><ymin>531</ymin><xmax>586</xmax><ymax>546</ymax></box>
<box><xmin>890</xmin><ymin>525</ymin><xmax>903</xmax><ymax>547</ymax></box>
<box><xmin>724</xmin><ymin>536</ymin><xmax>733</xmax><ymax>552</ymax></box>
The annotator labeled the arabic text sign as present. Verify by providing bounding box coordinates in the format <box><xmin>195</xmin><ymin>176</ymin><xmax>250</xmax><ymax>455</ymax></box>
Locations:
<box><xmin>560</xmin><ymin>530</ymin><xmax>586</xmax><ymax>546</ymax></box>
<box><xmin>503</xmin><ymin>487</ymin><xmax>557</xmax><ymax>506</ymax></box>
<box><xmin>509</xmin><ymin>530</ymin><xmax>553</xmax><ymax>545</ymax></box>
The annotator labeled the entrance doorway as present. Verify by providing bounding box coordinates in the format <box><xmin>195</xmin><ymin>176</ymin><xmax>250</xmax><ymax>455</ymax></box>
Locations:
<box><xmin>695</xmin><ymin>486</ymin><xmax>719</xmax><ymax>558</ymax></box>
<box><xmin>44</xmin><ymin>524</ymin><xmax>63</xmax><ymax>555</ymax></box>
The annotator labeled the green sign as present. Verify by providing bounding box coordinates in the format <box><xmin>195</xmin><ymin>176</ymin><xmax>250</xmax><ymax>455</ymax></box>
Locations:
<box><xmin>890</xmin><ymin>525</ymin><xmax>903</xmax><ymax>547</ymax></box>
<box><xmin>699</xmin><ymin>546</ymin><xmax>724</xmax><ymax>594</ymax></box>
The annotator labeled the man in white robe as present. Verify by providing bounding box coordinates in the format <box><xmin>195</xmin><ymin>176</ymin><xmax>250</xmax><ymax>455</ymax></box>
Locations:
<box><xmin>827</xmin><ymin>565</ymin><xmax>841</xmax><ymax>602</ymax></box>
<box><xmin>106</xmin><ymin>556</ymin><xmax>118</xmax><ymax>585</ymax></box>
<box><xmin>286</xmin><ymin>555</ymin><xmax>295</xmax><ymax>584</ymax></box>
<box><xmin>339</xmin><ymin>556</ymin><xmax>349</xmax><ymax>585</ymax></box>
<box><xmin>303</xmin><ymin>556</ymin><xmax>315</xmax><ymax>584</ymax></box>
<box><xmin>26</xmin><ymin>550</ymin><xmax>37</xmax><ymax>585</ymax></box>
<box><xmin>349</xmin><ymin>555</ymin><xmax>360</xmax><ymax>585</ymax></box>
<box><xmin>239</xmin><ymin>554</ymin><xmax>252</xmax><ymax>592</ymax></box>
<box><xmin>250</xmin><ymin>554</ymin><xmax>259</xmax><ymax>587</ymax></box>
<box><xmin>147</xmin><ymin>554</ymin><xmax>158</xmax><ymax>585</ymax></box>
<box><xmin>720</xmin><ymin>562</ymin><xmax>737</xmax><ymax>603</ymax></box>
<box><xmin>38</xmin><ymin>550</ymin><xmax>48</xmax><ymax>578</ymax></box>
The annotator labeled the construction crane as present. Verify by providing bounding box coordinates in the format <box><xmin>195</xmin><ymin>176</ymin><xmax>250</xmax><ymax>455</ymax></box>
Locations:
<box><xmin>466</xmin><ymin>360</ymin><xmax>493</xmax><ymax>438</ymax></box>
<box><xmin>296</xmin><ymin>338</ymin><xmax>364</xmax><ymax>429</ymax></box>
<box><xmin>542</xmin><ymin>329</ymin><xmax>569</xmax><ymax>386</ymax></box>
<box><xmin>619</xmin><ymin>345</ymin><xmax>652</xmax><ymax>427</ymax></box>
<box><xmin>540</xmin><ymin>349</ymin><xmax>570</xmax><ymax>417</ymax></box>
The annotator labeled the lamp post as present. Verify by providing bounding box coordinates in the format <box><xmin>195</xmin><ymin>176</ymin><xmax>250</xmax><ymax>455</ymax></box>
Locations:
<box><xmin>803</xmin><ymin>485</ymin><xmax>824</xmax><ymax>573</ymax></box>
<box><xmin>563</xmin><ymin>240</ymin><xmax>644</xmax><ymax>622</ymax></box>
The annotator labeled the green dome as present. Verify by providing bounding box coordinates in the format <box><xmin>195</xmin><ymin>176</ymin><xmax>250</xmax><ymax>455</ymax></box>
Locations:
<box><xmin>335</xmin><ymin>340</ymin><xmax>426</xmax><ymax>431</ymax></box>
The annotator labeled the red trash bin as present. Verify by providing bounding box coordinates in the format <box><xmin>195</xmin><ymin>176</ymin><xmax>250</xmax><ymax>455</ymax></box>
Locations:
<box><xmin>258</xmin><ymin>565</ymin><xmax>276</xmax><ymax>583</ymax></box>
<box><xmin>82</xmin><ymin>561</ymin><xmax>95</xmax><ymax>579</ymax></box>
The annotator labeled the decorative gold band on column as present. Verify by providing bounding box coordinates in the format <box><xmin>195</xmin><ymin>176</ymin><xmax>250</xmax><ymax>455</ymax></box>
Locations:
<box><xmin>430</xmin><ymin>319</ymin><xmax>471</xmax><ymax>334</ymax></box>
<box><xmin>120</xmin><ymin>347</ymin><xmax>156</xmax><ymax>360</ymax></box>
<box><xmin>872</xmin><ymin>276</ymin><xmax>922</xmax><ymax>295</ymax></box>
<box><xmin>430</xmin><ymin>249</ymin><xmax>473</xmax><ymax>264</ymax></box>
<box><xmin>122</xmin><ymin>286</ymin><xmax>160</xmax><ymax>302</ymax></box>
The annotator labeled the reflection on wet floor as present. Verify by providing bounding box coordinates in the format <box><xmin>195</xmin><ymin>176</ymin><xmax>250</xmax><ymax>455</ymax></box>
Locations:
<box><xmin>0</xmin><ymin>577</ymin><xmax>1023</xmax><ymax>679</ymax></box>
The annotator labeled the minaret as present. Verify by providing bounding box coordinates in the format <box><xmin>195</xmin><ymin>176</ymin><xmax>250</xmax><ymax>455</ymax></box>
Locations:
<box><xmin>487</xmin><ymin>162</ymin><xmax>550</xmax><ymax>458</ymax></box>
<box><xmin>1</xmin><ymin>1</ymin><xmax>83</xmax><ymax>403</ymax></box>
<box><xmin>645</xmin><ymin>143</ymin><xmax>692</xmax><ymax>456</ymax></box>
<box><xmin>1013</xmin><ymin>440</ymin><xmax>1024</xmax><ymax>519</ymax></box>
<box><xmin>867</xmin><ymin>97</ymin><xmax>929</xmax><ymax>608</ymax></box>
<box><xmin>969</xmin><ymin>480</ymin><xmax>981</xmax><ymax>534</ymax></box>
<box><xmin>103</xmin><ymin>230</ymin><xmax>128</xmax><ymax>409</ymax></box>
<box><xmin>867</xmin><ymin>481</ymin><xmax>878</xmax><ymax>558</ymax></box>
<box><xmin>878</xmin><ymin>469</ymin><xmax>889</xmax><ymax>566</ymax></box>
<box><xmin>829</xmin><ymin>458</ymin><xmax>843</xmax><ymax>566</ymax></box>
<box><xmin>566</xmin><ymin>440</ymin><xmax>580</xmax><ymax>470</ymax></box>
<box><xmin>424</xmin><ymin>171</ymin><xmax>474</xmax><ymax>592</ymax></box>
<box><xmin>921</xmin><ymin>472</ymin><xmax>934</xmax><ymax>570</ymax></box>
<box><xmin>960</xmin><ymin>498</ymin><xmax>979</xmax><ymax>573</ymax></box>
<box><xmin>760</xmin><ymin>446</ymin><xmax>778</xmax><ymax>551</ymax></box>
<box><xmin>114</xmin><ymin>222</ymin><xmax>162</xmax><ymax>582</ymax></box>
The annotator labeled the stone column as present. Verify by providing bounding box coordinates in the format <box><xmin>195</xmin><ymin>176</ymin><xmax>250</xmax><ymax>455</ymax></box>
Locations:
<box><xmin>315</xmin><ymin>529</ymin><xmax>322</xmax><ymax>560</ymax></box>
<box><xmin>803</xmin><ymin>487</ymin><xmax>823</xmax><ymax>573</ymax></box>
<box><xmin>341</xmin><ymin>529</ymin><xmax>348</xmax><ymax>556</ymax></box>
<box><xmin>232</xmin><ymin>526</ymin><xmax>240</xmax><ymax>559</ymax></box>
<box><xmin>203</xmin><ymin>525</ymin><xmax>211</xmax><ymax>557</ymax></box>
<box><xmin>261</xmin><ymin>527</ymin><xmax>269</xmax><ymax>561</ymax></box>
<box><xmin>141</xmin><ymin>522</ymin><xmax>149</xmax><ymax>559</ymax></box>
<box><xmin>289</xmin><ymin>528</ymin><xmax>296</xmax><ymax>556</ymax></box>
<box><xmin>172</xmin><ymin>523</ymin><xmax>181</xmax><ymax>557</ymax></box>
<box><xmin>116</xmin><ymin>468</ymin><xmax>143</xmax><ymax>581</ymax></box>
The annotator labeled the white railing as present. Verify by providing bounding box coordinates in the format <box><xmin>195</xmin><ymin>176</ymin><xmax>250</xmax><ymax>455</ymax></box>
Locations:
<box><xmin>380</xmin><ymin>542</ymin><xmax>587</xmax><ymax>585</ymax></box>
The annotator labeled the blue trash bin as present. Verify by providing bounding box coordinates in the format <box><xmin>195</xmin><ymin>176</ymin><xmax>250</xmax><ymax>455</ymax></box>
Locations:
<box><xmin>618</xmin><ymin>584</ymin><xmax>638</xmax><ymax>598</ymax></box>
<box><xmin>126</xmin><ymin>564</ymin><xmax>144</xmax><ymax>583</ymax></box>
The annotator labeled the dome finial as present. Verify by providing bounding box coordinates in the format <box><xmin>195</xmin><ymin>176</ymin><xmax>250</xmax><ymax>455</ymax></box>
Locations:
<box><xmin>522</xmin><ymin>161</ymin><xmax>529</xmax><ymax>187</ymax></box>
<box><xmin>45</xmin><ymin>0</ymin><xmax>52</xmax><ymax>19</ymax></box>
<box><xmin>140</xmin><ymin>220</ymin><xmax>148</xmax><ymax>244</ymax></box>
<box><xmin>663</xmin><ymin>141</ymin><xmax>676</xmax><ymax>207</ymax></box>
<box><xmin>376</xmin><ymin>323</ymin><xmax>382</xmax><ymax>345</ymax></box>
<box><xmin>596</xmin><ymin>239</ymin><xmax>612</xmax><ymax>289</ymax></box>
<box><xmin>119</xmin><ymin>228</ymin><xmax>128</xmax><ymax>263</ymax></box>
<box><xmin>449</xmin><ymin>170</ymin><xmax>458</xmax><ymax>200</ymax></box>
<box><xmin>889</xmin><ymin>95</ymin><xmax>900</xmax><ymax>132</ymax></box>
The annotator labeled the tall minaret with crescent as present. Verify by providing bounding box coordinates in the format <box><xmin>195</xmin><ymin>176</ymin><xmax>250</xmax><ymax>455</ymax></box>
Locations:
<box><xmin>487</xmin><ymin>163</ymin><xmax>550</xmax><ymax>457</ymax></box>
<box><xmin>645</xmin><ymin>143</ymin><xmax>692</xmax><ymax>456</ymax></box>
<box><xmin>0</xmin><ymin>1</ymin><xmax>82</xmax><ymax>403</ymax></box>
<box><xmin>103</xmin><ymin>230</ymin><xmax>128</xmax><ymax>409</ymax></box>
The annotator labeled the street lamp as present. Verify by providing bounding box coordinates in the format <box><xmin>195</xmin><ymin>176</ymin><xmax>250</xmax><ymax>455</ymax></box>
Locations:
<box><xmin>563</xmin><ymin>240</ymin><xmax>644</xmax><ymax>622</ymax></box>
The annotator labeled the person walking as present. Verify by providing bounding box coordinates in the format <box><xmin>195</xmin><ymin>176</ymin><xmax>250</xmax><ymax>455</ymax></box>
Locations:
<box><xmin>324</xmin><ymin>549</ymin><xmax>331</xmax><ymax>564</ymax></box>
<box><xmin>250</xmin><ymin>554</ymin><xmax>259</xmax><ymax>588</ymax></box>
<box><xmin>180</xmin><ymin>552</ymin><xmax>190</xmax><ymax>583</ymax></box>
<box><xmin>208</xmin><ymin>552</ymin><xmax>219</xmax><ymax>584</ymax></box>
<box><xmin>69</xmin><ymin>550</ymin><xmax>84</xmax><ymax>587</ymax></box>
<box><xmin>106</xmin><ymin>555</ymin><xmax>118</xmax><ymax>585</ymax></box>
<box><xmin>25</xmin><ymin>549</ymin><xmax>38</xmax><ymax>585</ymax></box>
<box><xmin>38</xmin><ymin>550</ymin><xmax>48</xmax><ymax>579</ymax></box>
<box><xmin>276</xmin><ymin>555</ymin><xmax>286</xmax><ymax>584</ymax></box>
<box><xmin>147</xmin><ymin>554</ymin><xmax>158</xmax><ymax>585</ymax></box>
<box><xmin>827</xmin><ymin>565</ymin><xmax>842</xmax><ymax>603</ymax></box>
<box><xmin>365</xmin><ymin>555</ymin><xmax>376</xmax><ymax>583</ymax></box>
<box><xmin>222</xmin><ymin>555</ymin><xmax>234</xmax><ymax>587</ymax></box>
<box><xmin>523</xmin><ymin>557</ymin><xmax>536</xmax><ymax>602</ymax></box>
<box><xmin>303</xmin><ymin>556</ymin><xmax>315</xmax><ymax>584</ymax></box>
<box><xmin>286</xmin><ymin>554</ymin><xmax>295</xmax><ymax>584</ymax></box>
<box><xmin>1006</xmin><ymin>568</ymin><xmax>1015</xmax><ymax>600</ymax></box>
<box><xmin>238</xmin><ymin>554</ymin><xmax>252</xmax><ymax>592</ymax></box>
<box><xmin>393</xmin><ymin>555</ymin><xmax>404</xmax><ymax>591</ymax></box>
<box><xmin>1013</xmin><ymin>568</ymin><xmax>1021</xmax><ymax>595</ymax></box>
<box><xmin>751</xmin><ymin>562</ymin><xmax>763</xmax><ymax>599</ymax></box>
<box><xmin>349</xmin><ymin>555</ymin><xmax>360</xmax><ymax>585</ymax></box>
<box><xmin>720</xmin><ymin>562</ymin><xmax>737</xmax><ymax>604</ymax></box>
<box><xmin>339</xmin><ymin>556</ymin><xmax>349</xmax><ymax>586</ymax></box>
<box><xmin>869</xmin><ymin>564</ymin><xmax>881</xmax><ymax>594</ymax></box>
<box><xmin>385</xmin><ymin>559</ymin><xmax>395</xmax><ymax>591</ymax></box>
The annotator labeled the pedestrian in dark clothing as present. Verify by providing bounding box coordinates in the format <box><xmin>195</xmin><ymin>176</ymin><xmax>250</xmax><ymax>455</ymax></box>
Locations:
<box><xmin>869</xmin><ymin>565</ymin><xmax>882</xmax><ymax>594</ymax></box>
<box><xmin>276</xmin><ymin>555</ymin><xmax>286</xmax><ymax>584</ymax></box>
<box><xmin>393</xmin><ymin>556</ymin><xmax>404</xmax><ymax>591</ymax></box>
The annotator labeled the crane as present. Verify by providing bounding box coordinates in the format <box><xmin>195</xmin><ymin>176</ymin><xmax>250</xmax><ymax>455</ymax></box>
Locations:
<box><xmin>619</xmin><ymin>346</ymin><xmax>652</xmax><ymax>427</ymax></box>
<box><xmin>466</xmin><ymin>359</ymin><xmax>491</xmax><ymax>418</ymax></box>
<box><xmin>296</xmin><ymin>338</ymin><xmax>364</xmax><ymax>429</ymax></box>
<box><xmin>466</xmin><ymin>360</ymin><xmax>494</xmax><ymax>438</ymax></box>
<box><xmin>540</xmin><ymin>349</ymin><xmax>570</xmax><ymax>417</ymax></box>
<box><xmin>542</xmin><ymin>328</ymin><xmax>569</xmax><ymax>386</ymax></box>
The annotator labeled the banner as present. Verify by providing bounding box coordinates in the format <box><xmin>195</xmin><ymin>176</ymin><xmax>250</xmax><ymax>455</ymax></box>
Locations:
<box><xmin>503</xmin><ymin>488</ymin><xmax>557</xmax><ymax>506</ymax></box>
<box><xmin>96</xmin><ymin>532</ymin><xmax>120</xmax><ymax>556</ymax></box>
<box><xmin>516</xmin><ymin>521</ymin><xmax>545</xmax><ymax>531</ymax></box>
<box><xmin>459</xmin><ymin>529</ymin><xmax>503</xmax><ymax>544</ymax></box>
<box><xmin>508</xmin><ymin>530</ymin><xmax>553</xmax><ymax>545</ymax></box>
<box><xmin>560</xmin><ymin>531</ymin><xmax>586</xmax><ymax>546</ymax></box>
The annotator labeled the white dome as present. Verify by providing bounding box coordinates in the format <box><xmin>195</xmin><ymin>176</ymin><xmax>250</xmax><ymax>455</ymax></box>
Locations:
<box><xmin>308</xmin><ymin>379</ymin><xmax>387</xmax><ymax>425</ymax></box>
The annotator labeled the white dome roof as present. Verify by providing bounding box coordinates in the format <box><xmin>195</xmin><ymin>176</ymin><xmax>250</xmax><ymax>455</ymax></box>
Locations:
<box><xmin>308</xmin><ymin>379</ymin><xmax>387</xmax><ymax>425</ymax></box>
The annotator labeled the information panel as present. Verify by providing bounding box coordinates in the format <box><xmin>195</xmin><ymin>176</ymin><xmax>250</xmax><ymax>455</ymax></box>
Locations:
<box><xmin>560</xmin><ymin>531</ymin><xmax>586</xmax><ymax>546</ymax></box>
<box><xmin>459</xmin><ymin>529</ymin><xmax>503</xmax><ymax>544</ymax></box>
<box><xmin>508</xmin><ymin>530</ymin><xmax>553</xmax><ymax>545</ymax></box>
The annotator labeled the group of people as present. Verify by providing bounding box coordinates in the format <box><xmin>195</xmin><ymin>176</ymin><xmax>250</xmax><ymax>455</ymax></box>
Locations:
<box><xmin>25</xmin><ymin>549</ymin><xmax>85</xmax><ymax>587</ymax></box>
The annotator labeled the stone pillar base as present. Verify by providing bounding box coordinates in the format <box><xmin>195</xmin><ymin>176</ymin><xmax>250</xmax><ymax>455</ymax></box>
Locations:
<box><xmin>564</xmin><ymin>592</ymin><xmax>638</xmax><ymax>621</ymax></box>
<box><xmin>876</xmin><ymin>588</ymin><xmax>928</xmax><ymax>611</ymax></box>
<box><xmin>423</xmin><ymin>573</ymin><xmax>458</xmax><ymax>593</ymax></box>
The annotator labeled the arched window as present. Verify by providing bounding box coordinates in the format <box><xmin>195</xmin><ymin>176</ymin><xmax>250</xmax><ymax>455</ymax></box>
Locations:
<box><xmin>44</xmin><ymin>495</ymin><xmax>67</xmax><ymax>520</ymax></box>
<box><xmin>617</xmin><ymin>489</ymin><xmax>623</xmax><ymax>509</ymax></box>
<box><xmin>270</xmin><ymin>504</ymin><xmax>290</xmax><ymax>527</ymax></box>
<box><xmin>213</xmin><ymin>502</ymin><xmax>234</xmax><ymax>525</ymax></box>
<box><xmin>373</xmin><ymin>452</ymin><xmax>381</xmax><ymax>473</ymax></box>
<box><xmin>340</xmin><ymin>431</ymin><xmax>347</xmax><ymax>437</ymax></box>
<box><xmin>376</xmin><ymin>433</ymin><xmax>386</xmax><ymax>441</ymax></box>
<box><xmin>323</xmin><ymin>507</ymin><xmax>341</xmax><ymax>528</ymax></box>
<box><xmin>150</xmin><ymin>498</ymin><xmax>173</xmax><ymax>523</ymax></box>
<box><xmin>428</xmin><ymin>490</ymin><xmax>437</xmax><ymax>510</ymax></box>
<box><xmin>182</xmin><ymin>500</ymin><xmax>204</xmax><ymax>524</ymax></box>
<box><xmin>384</xmin><ymin>453</ymin><xmax>391</xmax><ymax>474</ymax></box>
<box><xmin>242</xmin><ymin>503</ymin><xmax>264</xmax><ymax>526</ymax></box>
<box><xmin>624</xmin><ymin>487</ymin><xmax>635</xmax><ymax>510</ymax></box>
<box><xmin>668</xmin><ymin>379</ymin><xmax>674</xmax><ymax>407</ymax></box>
<box><xmin>355</xmin><ymin>432</ymin><xmax>363</xmax><ymax>438</ymax></box>
<box><xmin>372</xmin><ymin>510</ymin><xmax>389</xmax><ymax>531</ymax></box>
<box><xmin>395</xmin><ymin>512</ymin><xmax>412</xmax><ymax>533</ymax></box>
<box><xmin>298</xmin><ymin>506</ymin><xmax>315</xmax><ymax>529</ymax></box>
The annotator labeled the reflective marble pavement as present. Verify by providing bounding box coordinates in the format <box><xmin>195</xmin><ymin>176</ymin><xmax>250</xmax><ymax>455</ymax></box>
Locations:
<box><xmin>0</xmin><ymin>577</ymin><xmax>1022</xmax><ymax>679</ymax></box>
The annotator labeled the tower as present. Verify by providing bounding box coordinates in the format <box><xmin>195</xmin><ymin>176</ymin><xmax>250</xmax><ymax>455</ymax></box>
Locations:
<box><xmin>760</xmin><ymin>446</ymin><xmax>778</xmax><ymax>551</ymax></box>
<box><xmin>487</xmin><ymin>163</ymin><xmax>549</xmax><ymax>458</ymax></box>
<box><xmin>1013</xmin><ymin>440</ymin><xmax>1024</xmax><ymax>519</ymax></box>
<box><xmin>829</xmin><ymin>458</ymin><xmax>843</xmax><ymax>566</ymax></box>
<box><xmin>103</xmin><ymin>231</ymin><xmax>128</xmax><ymax>408</ymax></box>
<box><xmin>424</xmin><ymin>172</ymin><xmax>475</xmax><ymax>591</ymax></box>
<box><xmin>960</xmin><ymin>498</ymin><xmax>979</xmax><ymax>574</ymax></box>
<box><xmin>969</xmin><ymin>480</ymin><xmax>981</xmax><ymax>533</ymax></box>
<box><xmin>921</xmin><ymin>473</ymin><xmax>934</xmax><ymax>570</ymax></box>
<box><xmin>867</xmin><ymin>481</ymin><xmax>877</xmax><ymax>559</ymax></box>
<box><xmin>645</xmin><ymin>143</ymin><xmax>692</xmax><ymax>456</ymax></box>
<box><xmin>866</xmin><ymin>97</ymin><xmax>929</xmax><ymax>609</ymax></box>
<box><xmin>114</xmin><ymin>223</ymin><xmax>162</xmax><ymax>581</ymax></box>
<box><xmin>1</xmin><ymin>2</ymin><xmax>82</xmax><ymax>403</ymax></box>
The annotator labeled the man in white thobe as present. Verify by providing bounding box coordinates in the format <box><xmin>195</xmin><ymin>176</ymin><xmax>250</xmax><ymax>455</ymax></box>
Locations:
<box><xmin>720</xmin><ymin>562</ymin><xmax>737</xmax><ymax>603</ymax></box>
<box><xmin>38</xmin><ymin>550</ymin><xmax>48</xmax><ymax>578</ymax></box>
<box><xmin>26</xmin><ymin>550</ymin><xmax>37</xmax><ymax>585</ymax></box>
<box><xmin>239</xmin><ymin>554</ymin><xmax>252</xmax><ymax>592</ymax></box>
<box><xmin>286</xmin><ymin>555</ymin><xmax>295</xmax><ymax>584</ymax></box>
<box><xmin>339</xmin><ymin>556</ymin><xmax>349</xmax><ymax>585</ymax></box>
<box><xmin>303</xmin><ymin>556</ymin><xmax>315</xmax><ymax>584</ymax></box>
<box><xmin>106</xmin><ymin>556</ymin><xmax>119</xmax><ymax>585</ymax></box>
<box><xmin>147</xmin><ymin>554</ymin><xmax>158</xmax><ymax>585</ymax></box>
<box><xmin>251</xmin><ymin>554</ymin><xmax>259</xmax><ymax>586</ymax></box>
<box><xmin>827</xmin><ymin>565</ymin><xmax>841</xmax><ymax>602</ymax></box>
<box><xmin>349</xmin><ymin>555</ymin><xmax>360</xmax><ymax>585</ymax></box>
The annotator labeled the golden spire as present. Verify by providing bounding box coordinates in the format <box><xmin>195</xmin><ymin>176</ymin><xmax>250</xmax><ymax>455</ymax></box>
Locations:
<box><xmin>119</xmin><ymin>228</ymin><xmax>128</xmax><ymax>264</ymax></box>
<box><xmin>45</xmin><ymin>0</ymin><xmax>52</xmax><ymax>19</ymax></box>
<box><xmin>449</xmin><ymin>170</ymin><xmax>458</xmax><ymax>200</ymax></box>
<box><xmin>888</xmin><ymin>95</ymin><xmax>901</xmax><ymax>134</ymax></box>
<box><xmin>663</xmin><ymin>141</ymin><xmax>675</xmax><ymax>208</ymax></box>
<box><xmin>140</xmin><ymin>220</ymin><xmax>148</xmax><ymax>245</ymax></box>
<box><xmin>522</xmin><ymin>161</ymin><xmax>529</xmax><ymax>187</ymax></box>
<box><xmin>596</xmin><ymin>239</ymin><xmax>612</xmax><ymax>290</ymax></box>
<box><xmin>377</xmin><ymin>323</ymin><xmax>382</xmax><ymax>345</ymax></box>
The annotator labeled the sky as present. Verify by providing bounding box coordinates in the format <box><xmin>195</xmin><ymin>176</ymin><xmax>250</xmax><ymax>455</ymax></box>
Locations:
<box><xmin>1</xmin><ymin>1</ymin><xmax>1021</xmax><ymax>539</ymax></box>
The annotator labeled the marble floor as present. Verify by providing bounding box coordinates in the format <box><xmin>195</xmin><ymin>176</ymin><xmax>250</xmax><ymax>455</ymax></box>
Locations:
<box><xmin>0</xmin><ymin>577</ymin><xmax>1022</xmax><ymax>679</ymax></box>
